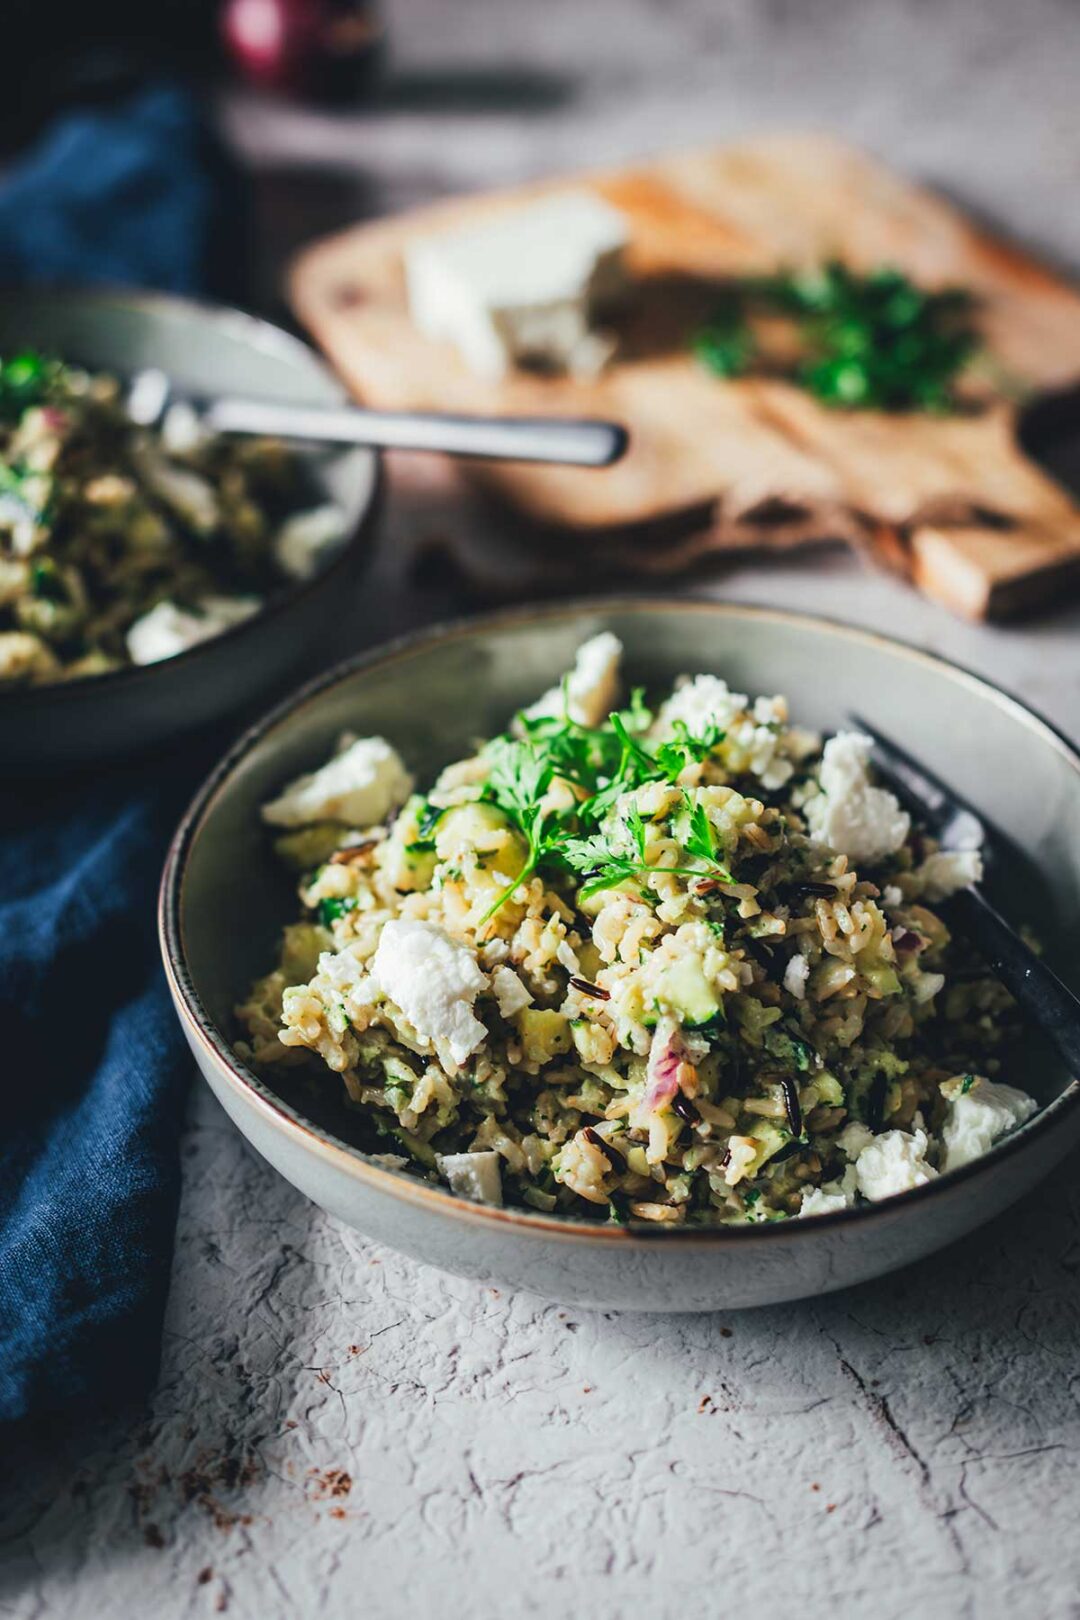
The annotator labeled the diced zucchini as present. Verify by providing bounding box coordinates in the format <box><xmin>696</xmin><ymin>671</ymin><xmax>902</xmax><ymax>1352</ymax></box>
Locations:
<box><xmin>274</xmin><ymin>822</ymin><xmax>353</xmax><ymax>871</ymax></box>
<box><xmin>518</xmin><ymin>1008</ymin><xmax>572</xmax><ymax>1064</ymax></box>
<box><xmin>435</xmin><ymin>801</ymin><xmax>526</xmax><ymax>876</ymax></box>
<box><xmin>655</xmin><ymin>954</ymin><xmax>720</xmax><ymax>1028</ymax></box>
<box><xmin>280</xmin><ymin>922</ymin><xmax>332</xmax><ymax>982</ymax></box>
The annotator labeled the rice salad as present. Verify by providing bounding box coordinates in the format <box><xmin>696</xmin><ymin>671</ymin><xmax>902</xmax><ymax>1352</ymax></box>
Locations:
<box><xmin>0</xmin><ymin>351</ymin><xmax>347</xmax><ymax>683</ymax></box>
<box><xmin>237</xmin><ymin>633</ymin><xmax>1037</xmax><ymax>1226</ymax></box>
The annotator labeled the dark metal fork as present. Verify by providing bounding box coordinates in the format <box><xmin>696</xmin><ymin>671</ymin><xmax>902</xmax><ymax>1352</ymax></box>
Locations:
<box><xmin>850</xmin><ymin>713</ymin><xmax>1080</xmax><ymax>1079</ymax></box>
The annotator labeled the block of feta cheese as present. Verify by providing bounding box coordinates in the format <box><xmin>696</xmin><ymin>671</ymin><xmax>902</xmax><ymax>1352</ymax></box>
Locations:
<box><xmin>805</xmin><ymin>731</ymin><xmax>910</xmax><ymax>864</ymax></box>
<box><xmin>404</xmin><ymin>191</ymin><xmax>629</xmax><ymax>379</ymax></box>
<box><xmin>371</xmin><ymin>918</ymin><xmax>488</xmax><ymax>1072</ymax></box>
<box><xmin>126</xmin><ymin>595</ymin><xmax>261</xmax><ymax>666</ymax></box>
<box><xmin>436</xmin><ymin>1150</ymin><xmax>503</xmax><ymax>1207</ymax></box>
<box><xmin>261</xmin><ymin>735</ymin><xmax>413</xmax><ymax>828</ymax></box>
<box><xmin>523</xmin><ymin>631</ymin><xmax>623</xmax><ymax>729</ymax></box>
<box><xmin>941</xmin><ymin>1075</ymin><xmax>1037</xmax><ymax>1171</ymax></box>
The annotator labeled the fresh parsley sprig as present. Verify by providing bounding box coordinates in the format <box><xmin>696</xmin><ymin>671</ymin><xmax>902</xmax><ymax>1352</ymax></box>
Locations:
<box><xmin>475</xmin><ymin>702</ymin><xmax>731</xmax><ymax>921</ymax></box>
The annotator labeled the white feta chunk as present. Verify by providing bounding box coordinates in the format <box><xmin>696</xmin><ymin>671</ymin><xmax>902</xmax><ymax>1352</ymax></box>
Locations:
<box><xmin>492</xmin><ymin>965</ymin><xmax>533</xmax><ymax>1019</ymax></box>
<box><xmin>524</xmin><ymin>631</ymin><xmax>623</xmax><ymax>729</ymax></box>
<box><xmin>436</xmin><ymin>1150</ymin><xmax>504</xmax><ymax>1207</ymax></box>
<box><xmin>799</xmin><ymin>1179</ymin><xmax>856</xmax><ymax>1218</ymax></box>
<box><xmin>838</xmin><ymin>1121</ymin><xmax>875</xmax><ymax>1161</ymax></box>
<box><xmin>262</xmin><ymin>736</ymin><xmax>413</xmax><ymax>829</ymax></box>
<box><xmin>274</xmin><ymin>504</ymin><xmax>348</xmax><ymax>581</ymax></box>
<box><xmin>882</xmin><ymin>885</ymin><xmax>903</xmax><ymax>907</ymax></box>
<box><xmin>941</xmin><ymin>1075</ymin><xmax>1037</xmax><ymax>1172</ymax></box>
<box><xmin>912</xmin><ymin>849</ymin><xmax>984</xmax><ymax>901</ymax></box>
<box><xmin>126</xmin><ymin>595</ymin><xmax>261</xmax><ymax>666</ymax></box>
<box><xmin>405</xmin><ymin>190</ymin><xmax>628</xmax><ymax>379</ymax></box>
<box><xmin>650</xmin><ymin>674</ymin><xmax>749</xmax><ymax>742</ymax></box>
<box><xmin>160</xmin><ymin>400</ymin><xmax>209</xmax><ymax>457</ymax></box>
<box><xmin>371</xmin><ymin>919</ymin><xmax>488</xmax><ymax>1072</ymax></box>
<box><xmin>783</xmin><ymin>952</ymin><xmax>809</xmax><ymax>1000</ymax></box>
<box><xmin>855</xmin><ymin>1128</ymin><xmax>937</xmax><ymax>1202</ymax></box>
<box><xmin>805</xmin><ymin>731</ymin><xmax>910</xmax><ymax>864</ymax></box>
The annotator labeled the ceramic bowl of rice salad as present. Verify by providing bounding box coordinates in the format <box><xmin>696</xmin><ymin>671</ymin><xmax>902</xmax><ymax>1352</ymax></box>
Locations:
<box><xmin>162</xmin><ymin>602</ymin><xmax>1080</xmax><ymax>1311</ymax></box>
<box><xmin>0</xmin><ymin>289</ymin><xmax>379</xmax><ymax>770</ymax></box>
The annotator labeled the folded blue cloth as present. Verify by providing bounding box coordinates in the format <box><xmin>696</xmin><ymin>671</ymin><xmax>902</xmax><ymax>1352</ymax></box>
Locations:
<box><xmin>0</xmin><ymin>83</ymin><xmax>228</xmax><ymax>1425</ymax></box>
<box><xmin>0</xmin><ymin>83</ymin><xmax>216</xmax><ymax>293</ymax></box>
<box><xmin>0</xmin><ymin>761</ymin><xmax>206</xmax><ymax>1423</ymax></box>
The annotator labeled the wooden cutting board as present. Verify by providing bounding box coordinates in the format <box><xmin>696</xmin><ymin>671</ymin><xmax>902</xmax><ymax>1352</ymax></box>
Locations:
<box><xmin>289</xmin><ymin>134</ymin><xmax>1080</xmax><ymax>619</ymax></box>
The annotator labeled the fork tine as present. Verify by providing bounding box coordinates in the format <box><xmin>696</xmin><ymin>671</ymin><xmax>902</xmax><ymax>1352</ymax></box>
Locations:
<box><xmin>847</xmin><ymin>712</ymin><xmax>986</xmax><ymax>851</ymax></box>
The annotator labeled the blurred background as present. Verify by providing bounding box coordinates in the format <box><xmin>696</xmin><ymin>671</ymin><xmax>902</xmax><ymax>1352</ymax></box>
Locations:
<box><xmin>7</xmin><ymin>0</ymin><xmax>1080</xmax><ymax>652</ymax></box>
<box><xmin>7</xmin><ymin>0</ymin><xmax>1078</xmax><ymax>317</ymax></box>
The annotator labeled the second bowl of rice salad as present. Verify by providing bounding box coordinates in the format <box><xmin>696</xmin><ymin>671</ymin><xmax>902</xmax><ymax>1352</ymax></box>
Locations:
<box><xmin>235</xmin><ymin>629</ymin><xmax>1040</xmax><ymax>1228</ymax></box>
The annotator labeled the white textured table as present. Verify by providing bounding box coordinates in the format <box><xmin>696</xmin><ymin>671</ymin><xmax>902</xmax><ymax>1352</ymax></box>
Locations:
<box><xmin>7</xmin><ymin>2</ymin><xmax>1080</xmax><ymax>1614</ymax></box>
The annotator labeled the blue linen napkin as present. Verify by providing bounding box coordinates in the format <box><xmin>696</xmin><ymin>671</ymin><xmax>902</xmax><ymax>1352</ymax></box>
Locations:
<box><xmin>0</xmin><ymin>83</ymin><xmax>233</xmax><ymax>1425</ymax></box>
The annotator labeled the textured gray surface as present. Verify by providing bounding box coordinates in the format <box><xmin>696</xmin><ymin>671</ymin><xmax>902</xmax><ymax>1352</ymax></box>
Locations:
<box><xmin>6</xmin><ymin>1</ymin><xmax>1080</xmax><ymax>1614</ymax></box>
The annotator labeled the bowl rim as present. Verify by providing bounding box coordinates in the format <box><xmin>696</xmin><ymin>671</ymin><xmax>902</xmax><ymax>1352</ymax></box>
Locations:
<box><xmin>0</xmin><ymin>285</ymin><xmax>381</xmax><ymax>706</ymax></box>
<box><xmin>159</xmin><ymin>595</ymin><xmax>1080</xmax><ymax>1247</ymax></box>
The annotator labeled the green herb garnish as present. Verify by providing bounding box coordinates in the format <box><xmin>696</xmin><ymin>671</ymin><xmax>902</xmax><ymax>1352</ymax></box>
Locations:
<box><xmin>318</xmin><ymin>896</ymin><xmax>359</xmax><ymax>926</ymax></box>
<box><xmin>0</xmin><ymin>351</ymin><xmax>56</xmax><ymax>421</ymax></box>
<box><xmin>477</xmin><ymin>703</ymin><xmax>733</xmax><ymax>921</ymax></box>
<box><xmin>693</xmin><ymin>262</ymin><xmax>978</xmax><ymax>412</ymax></box>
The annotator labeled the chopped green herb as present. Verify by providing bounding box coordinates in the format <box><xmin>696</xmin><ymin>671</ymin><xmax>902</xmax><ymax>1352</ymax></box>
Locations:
<box><xmin>318</xmin><ymin>896</ymin><xmax>359</xmax><ymax>926</ymax></box>
<box><xmin>693</xmin><ymin>262</ymin><xmax>978</xmax><ymax>412</ymax></box>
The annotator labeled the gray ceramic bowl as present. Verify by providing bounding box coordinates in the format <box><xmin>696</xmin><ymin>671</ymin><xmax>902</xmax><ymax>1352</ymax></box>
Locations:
<box><xmin>160</xmin><ymin>600</ymin><xmax>1080</xmax><ymax>1311</ymax></box>
<box><xmin>0</xmin><ymin>289</ymin><xmax>380</xmax><ymax>771</ymax></box>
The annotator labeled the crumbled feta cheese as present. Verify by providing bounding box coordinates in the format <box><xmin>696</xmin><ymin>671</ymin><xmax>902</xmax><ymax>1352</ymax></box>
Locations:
<box><xmin>783</xmin><ymin>952</ymin><xmax>809</xmax><ymax>1000</ymax></box>
<box><xmin>492</xmin><ymin>965</ymin><xmax>533</xmax><ymax>1019</ymax></box>
<box><xmin>371</xmin><ymin>919</ymin><xmax>488</xmax><ymax>1072</ymax></box>
<box><xmin>855</xmin><ymin>1128</ymin><xmax>937</xmax><ymax>1201</ymax></box>
<box><xmin>651</xmin><ymin>674</ymin><xmax>749</xmax><ymax>741</ymax></box>
<box><xmin>126</xmin><ymin>595</ymin><xmax>261</xmax><ymax>665</ymax></box>
<box><xmin>912</xmin><ymin>849</ymin><xmax>984</xmax><ymax>901</ymax></box>
<box><xmin>160</xmin><ymin>400</ymin><xmax>208</xmax><ymax>456</ymax></box>
<box><xmin>436</xmin><ymin>1150</ymin><xmax>503</xmax><ymax>1206</ymax></box>
<box><xmin>940</xmin><ymin>1076</ymin><xmax>1037</xmax><ymax>1172</ymax></box>
<box><xmin>882</xmin><ymin>885</ymin><xmax>903</xmax><ymax>907</ymax></box>
<box><xmin>799</xmin><ymin>1181</ymin><xmax>854</xmax><ymax>1217</ymax></box>
<box><xmin>274</xmin><ymin>504</ymin><xmax>348</xmax><ymax>581</ymax></box>
<box><xmin>911</xmin><ymin>969</ymin><xmax>945</xmax><ymax>1005</ymax></box>
<box><xmin>805</xmin><ymin>731</ymin><xmax>910</xmax><ymax>864</ymax></box>
<box><xmin>838</xmin><ymin>1121</ymin><xmax>875</xmax><ymax>1161</ymax></box>
<box><xmin>262</xmin><ymin>736</ymin><xmax>413</xmax><ymax>829</ymax></box>
<box><xmin>525</xmin><ymin>631</ymin><xmax>623</xmax><ymax>729</ymax></box>
<box><xmin>723</xmin><ymin>1135</ymin><xmax>758</xmax><ymax>1186</ymax></box>
<box><xmin>404</xmin><ymin>191</ymin><xmax>628</xmax><ymax>379</ymax></box>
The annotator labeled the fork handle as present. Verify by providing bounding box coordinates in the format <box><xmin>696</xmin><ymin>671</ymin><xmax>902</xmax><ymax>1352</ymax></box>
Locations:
<box><xmin>948</xmin><ymin>886</ymin><xmax>1080</xmax><ymax>1077</ymax></box>
<box><xmin>203</xmin><ymin>398</ymin><xmax>629</xmax><ymax>468</ymax></box>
